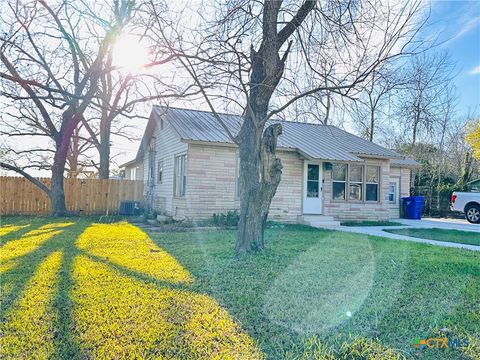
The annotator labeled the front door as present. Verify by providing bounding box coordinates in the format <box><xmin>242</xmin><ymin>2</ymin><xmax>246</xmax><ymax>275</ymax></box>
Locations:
<box><xmin>303</xmin><ymin>162</ymin><xmax>322</xmax><ymax>214</ymax></box>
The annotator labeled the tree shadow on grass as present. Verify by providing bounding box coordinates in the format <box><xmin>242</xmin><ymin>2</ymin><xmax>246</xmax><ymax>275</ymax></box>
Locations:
<box><xmin>0</xmin><ymin>221</ymin><xmax>90</xmax><ymax>359</ymax></box>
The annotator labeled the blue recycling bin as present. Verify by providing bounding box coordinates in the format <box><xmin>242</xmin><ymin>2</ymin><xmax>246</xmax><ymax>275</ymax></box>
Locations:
<box><xmin>402</xmin><ymin>196</ymin><xmax>424</xmax><ymax>219</ymax></box>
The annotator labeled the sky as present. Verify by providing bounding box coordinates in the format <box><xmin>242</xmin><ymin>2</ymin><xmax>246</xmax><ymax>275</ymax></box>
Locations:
<box><xmin>427</xmin><ymin>0</ymin><xmax>480</xmax><ymax>114</ymax></box>
<box><xmin>115</xmin><ymin>0</ymin><xmax>480</xmax><ymax>166</ymax></box>
<box><xmin>1</xmin><ymin>0</ymin><xmax>479</xmax><ymax>177</ymax></box>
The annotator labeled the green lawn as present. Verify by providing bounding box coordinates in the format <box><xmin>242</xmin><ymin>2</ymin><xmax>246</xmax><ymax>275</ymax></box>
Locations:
<box><xmin>384</xmin><ymin>228</ymin><xmax>480</xmax><ymax>246</ymax></box>
<box><xmin>1</xmin><ymin>217</ymin><xmax>479</xmax><ymax>359</ymax></box>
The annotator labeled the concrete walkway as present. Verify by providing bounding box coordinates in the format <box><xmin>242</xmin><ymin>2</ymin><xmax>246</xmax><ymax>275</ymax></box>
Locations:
<box><xmin>329</xmin><ymin>218</ymin><xmax>480</xmax><ymax>252</ymax></box>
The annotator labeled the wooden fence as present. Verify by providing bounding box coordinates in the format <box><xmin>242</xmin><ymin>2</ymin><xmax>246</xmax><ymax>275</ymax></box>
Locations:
<box><xmin>0</xmin><ymin>176</ymin><xmax>144</xmax><ymax>215</ymax></box>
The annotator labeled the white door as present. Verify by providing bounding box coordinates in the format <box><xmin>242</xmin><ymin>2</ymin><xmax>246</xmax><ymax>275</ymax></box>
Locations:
<box><xmin>388</xmin><ymin>178</ymin><xmax>401</xmax><ymax>218</ymax></box>
<box><xmin>303</xmin><ymin>162</ymin><xmax>322</xmax><ymax>214</ymax></box>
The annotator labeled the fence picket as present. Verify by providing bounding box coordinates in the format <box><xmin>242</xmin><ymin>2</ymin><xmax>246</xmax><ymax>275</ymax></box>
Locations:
<box><xmin>0</xmin><ymin>176</ymin><xmax>143</xmax><ymax>215</ymax></box>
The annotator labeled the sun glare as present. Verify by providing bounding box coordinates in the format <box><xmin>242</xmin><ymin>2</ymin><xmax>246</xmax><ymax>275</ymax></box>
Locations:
<box><xmin>112</xmin><ymin>34</ymin><xmax>149</xmax><ymax>72</ymax></box>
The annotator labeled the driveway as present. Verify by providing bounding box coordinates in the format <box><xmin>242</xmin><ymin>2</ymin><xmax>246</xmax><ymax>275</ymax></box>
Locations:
<box><xmin>395</xmin><ymin>217</ymin><xmax>480</xmax><ymax>233</ymax></box>
<box><xmin>332</xmin><ymin>217</ymin><xmax>480</xmax><ymax>252</ymax></box>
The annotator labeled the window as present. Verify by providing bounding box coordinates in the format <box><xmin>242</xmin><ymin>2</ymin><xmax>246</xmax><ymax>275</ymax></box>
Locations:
<box><xmin>157</xmin><ymin>159</ymin><xmax>163</xmax><ymax>184</ymax></box>
<box><xmin>349</xmin><ymin>164</ymin><xmax>363</xmax><ymax>201</ymax></box>
<box><xmin>174</xmin><ymin>154</ymin><xmax>187</xmax><ymax>197</ymax></box>
<box><xmin>307</xmin><ymin>164</ymin><xmax>320</xmax><ymax>198</ymax></box>
<box><xmin>332</xmin><ymin>163</ymin><xmax>347</xmax><ymax>200</ymax></box>
<box><xmin>388</xmin><ymin>182</ymin><xmax>397</xmax><ymax>203</ymax></box>
<box><xmin>365</xmin><ymin>165</ymin><xmax>379</xmax><ymax>201</ymax></box>
<box><xmin>148</xmin><ymin>141</ymin><xmax>155</xmax><ymax>186</ymax></box>
<box><xmin>331</xmin><ymin>163</ymin><xmax>380</xmax><ymax>202</ymax></box>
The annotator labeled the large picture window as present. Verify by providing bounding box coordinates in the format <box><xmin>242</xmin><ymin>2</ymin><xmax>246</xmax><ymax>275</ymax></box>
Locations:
<box><xmin>332</xmin><ymin>163</ymin><xmax>380</xmax><ymax>202</ymax></box>
<box><xmin>174</xmin><ymin>154</ymin><xmax>187</xmax><ymax>197</ymax></box>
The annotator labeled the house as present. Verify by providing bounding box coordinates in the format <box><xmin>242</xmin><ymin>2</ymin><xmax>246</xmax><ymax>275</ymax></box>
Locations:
<box><xmin>127</xmin><ymin>106</ymin><xmax>419</xmax><ymax>223</ymax></box>
<box><xmin>120</xmin><ymin>159</ymin><xmax>143</xmax><ymax>181</ymax></box>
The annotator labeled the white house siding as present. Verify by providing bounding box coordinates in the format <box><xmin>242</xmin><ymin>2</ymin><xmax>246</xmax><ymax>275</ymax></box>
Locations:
<box><xmin>143</xmin><ymin>120</ymin><xmax>187</xmax><ymax>215</ymax></box>
<box><xmin>322</xmin><ymin>159</ymin><xmax>391</xmax><ymax>221</ymax></box>
<box><xmin>125</xmin><ymin>163</ymin><xmax>143</xmax><ymax>180</ymax></box>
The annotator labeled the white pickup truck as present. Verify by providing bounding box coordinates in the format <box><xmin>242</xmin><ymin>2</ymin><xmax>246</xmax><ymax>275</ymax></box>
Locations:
<box><xmin>451</xmin><ymin>192</ymin><xmax>480</xmax><ymax>223</ymax></box>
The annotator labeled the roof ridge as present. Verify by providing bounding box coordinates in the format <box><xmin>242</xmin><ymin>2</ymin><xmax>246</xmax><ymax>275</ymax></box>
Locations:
<box><xmin>153</xmin><ymin>104</ymin><xmax>241</xmax><ymax>118</ymax></box>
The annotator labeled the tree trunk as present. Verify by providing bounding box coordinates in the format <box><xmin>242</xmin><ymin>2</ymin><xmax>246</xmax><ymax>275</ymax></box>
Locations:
<box><xmin>369</xmin><ymin>109</ymin><xmax>375</xmax><ymax>142</ymax></box>
<box><xmin>98</xmin><ymin>117</ymin><xmax>111</xmax><ymax>179</ymax></box>
<box><xmin>50</xmin><ymin>137</ymin><xmax>70</xmax><ymax>216</ymax></box>
<box><xmin>50</xmin><ymin>113</ymin><xmax>78</xmax><ymax>216</ymax></box>
<box><xmin>236</xmin><ymin>116</ymin><xmax>283</xmax><ymax>254</ymax></box>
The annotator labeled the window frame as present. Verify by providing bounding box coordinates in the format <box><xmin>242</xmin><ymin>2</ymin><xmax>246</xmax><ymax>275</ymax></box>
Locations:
<box><xmin>348</xmin><ymin>164</ymin><xmax>364</xmax><ymax>201</ymax></box>
<box><xmin>173</xmin><ymin>153</ymin><xmax>187</xmax><ymax>197</ymax></box>
<box><xmin>365</xmin><ymin>165</ymin><xmax>380</xmax><ymax>202</ymax></box>
<box><xmin>147</xmin><ymin>140</ymin><xmax>156</xmax><ymax>186</ymax></box>
<box><xmin>388</xmin><ymin>181</ymin><xmax>397</xmax><ymax>204</ymax></box>
<box><xmin>332</xmin><ymin>163</ymin><xmax>347</xmax><ymax>201</ymax></box>
<box><xmin>331</xmin><ymin>163</ymin><xmax>381</xmax><ymax>203</ymax></box>
<box><xmin>157</xmin><ymin>159</ymin><xmax>163</xmax><ymax>184</ymax></box>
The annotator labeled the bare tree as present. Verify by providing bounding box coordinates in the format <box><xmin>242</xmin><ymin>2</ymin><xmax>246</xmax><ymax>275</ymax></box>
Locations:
<box><xmin>0</xmin><ymin>0</ymin><xmax>137</xmax><ymax>215</ymax></box>
<box><xmin>349</xmin><ymin>67</ymin><xmax>405</xmax><ymax>141</ymax></box>
<box><xmin>148</xmin><ymin>0</ymin><xmax>427</xmax><ymax>253</ymax></box>
<box><xmin>395</xmin><ymin>51</ymin><xmax>456</xmax><ymax>146</ymax></box>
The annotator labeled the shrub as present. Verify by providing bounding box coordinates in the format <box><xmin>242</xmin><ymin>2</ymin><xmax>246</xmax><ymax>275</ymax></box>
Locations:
<box><xmin>211</xmin><ymin>210</ymin><xmax>239</xmax><ymax>227</ymax></box>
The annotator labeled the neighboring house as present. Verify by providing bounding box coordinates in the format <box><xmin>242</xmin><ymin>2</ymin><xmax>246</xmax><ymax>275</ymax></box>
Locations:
<box><xmin>128</xmin><ymin>106</ymin><xmax>419</xmax><ymax>222</ymax></box>
<box><xmin>120</xmin><ymin>159</ymin><xmax>144</xmax><ymax>181</ymax></box>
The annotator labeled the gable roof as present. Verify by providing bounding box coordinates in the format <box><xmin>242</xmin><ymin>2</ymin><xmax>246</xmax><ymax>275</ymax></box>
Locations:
<box><xmin>136</xmin><ymin>106</ymin><xmax>418</xmax><ymax>165</ymax></box>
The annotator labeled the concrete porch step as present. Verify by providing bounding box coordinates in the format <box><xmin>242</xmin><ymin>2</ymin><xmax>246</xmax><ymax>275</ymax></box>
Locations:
<box><xmin>298</xmin><ymin>215</ymin><xmax>341</xmax><ymax>228</ymax></box>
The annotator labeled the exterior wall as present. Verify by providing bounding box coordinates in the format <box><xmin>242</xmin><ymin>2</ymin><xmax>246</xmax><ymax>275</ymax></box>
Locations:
<box><xmin>388</xmin><ymin>166</ymin><xmax>411</xmax><ymax>218</ymax></box>
<box><xmin>143</xmin><ymin>120</ymin><xmax>187</xmax><ymax>215</ymax></box>
<box><xmin>183</xmin><ymin>144</ymin><xmax>303</xmax><ymax>222</ymax></box>
<box><xmin>322</xmin><ymin>159</ymin><xmax>391</xmax><ymax>221</ymax></box>
<box><xmin>143</xmin><ymin>131</ymin><xmax>413</xmax><ymax>222</ymax></box>
<box><xmin>124</xmin><ymin>163</ymin><xmax>143</xmax><ymax>180</ymax></box>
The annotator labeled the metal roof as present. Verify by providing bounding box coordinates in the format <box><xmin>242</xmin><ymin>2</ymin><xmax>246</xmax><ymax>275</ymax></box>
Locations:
<box><xmin>390</xmin><ymin>158</ymin><xmax>421</xmax><ymax>167</ymax></box>
<box><xmin>155</xmin><ymin>106</ymin><xmax>404</xmax><ymax>162</ymax></box>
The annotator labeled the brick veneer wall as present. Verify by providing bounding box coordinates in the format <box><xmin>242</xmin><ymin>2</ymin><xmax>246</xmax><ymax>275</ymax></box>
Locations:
<box><xmin>184</xmin><ymin>144</ymin><xmax>302</xmax><ymax>222</ymax></box>
<box><xmin>176</xmin><ymin>142</ymin><xmax>411</xmax><ymax>223</ymax></box>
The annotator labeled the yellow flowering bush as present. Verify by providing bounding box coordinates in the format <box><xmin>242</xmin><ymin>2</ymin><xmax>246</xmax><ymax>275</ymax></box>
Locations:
<box><xmin>466</xmin><ymin>121</ymin><xmax>480</xmax><ymax>159</ymax></box>
<box><xmin>0</xmin><ymin>251</ymin><xmax>63</xmax><ymax>359</ymax></box>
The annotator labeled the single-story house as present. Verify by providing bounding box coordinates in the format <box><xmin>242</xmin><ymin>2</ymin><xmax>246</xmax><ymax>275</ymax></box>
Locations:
<box><xmin>126</xmin><ymin>106</ymin><xmax>419</xmax><ymax>224</ymax></box>
<box><xmin>120</xmin><ymin>159</ymin><xmax>143</xmax><ymax>181</ymax></box>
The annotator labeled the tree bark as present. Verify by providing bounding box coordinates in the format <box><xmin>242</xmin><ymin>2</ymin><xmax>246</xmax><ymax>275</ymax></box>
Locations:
<box><xmin>236</xmin><ymin>117</ymin><xmax>283</xmax><ymax>253</ymax></box>
<box><xmin>50</xmin><ymin>113</ymin><xmax>78</xmax><ymax>216</ymax></box>
<box><xmin>369</xmin><ymin>109</ymin><xmax>375</xmax><ymax>142</ymax></box>
<box><xmin>98</xmin><ymin>126</ymin><xmax>111</xmax><ymax>179</ymax></box>
<box><xmin>234</xmin><ymin>0</ymin><xmax>315</xmax><ymax>254</ymax></box>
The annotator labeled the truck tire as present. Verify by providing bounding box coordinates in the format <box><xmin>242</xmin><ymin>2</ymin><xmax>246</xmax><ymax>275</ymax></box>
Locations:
<box><xmin>465</xmin><ymin>204</ymin><xmax>480</xmax><ymax>224</ymax></box>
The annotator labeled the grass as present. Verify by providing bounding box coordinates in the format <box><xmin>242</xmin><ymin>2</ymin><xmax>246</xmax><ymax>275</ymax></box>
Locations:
<box><xmin>340</xmin><ymin>220</ymin><xmax>404</xmax><ymax>227</ymax></box>
<box><xmin>384</xmin><ymin>228</ymin><xmax>480</xmax><ymax>246</ymax></box>
<box><xmin>1</xmin><ymin>216</ymin><xmax>479</xmax><ymax>359</ymax></box>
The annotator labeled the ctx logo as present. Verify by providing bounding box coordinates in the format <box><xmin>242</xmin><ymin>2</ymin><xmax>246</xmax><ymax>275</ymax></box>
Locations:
<box><xmin>412</xmin><ymin>337</ymin><xmax>469</xmax><ymax>350</ymax></box>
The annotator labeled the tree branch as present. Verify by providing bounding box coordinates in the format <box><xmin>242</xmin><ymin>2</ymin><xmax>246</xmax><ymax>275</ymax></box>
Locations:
<box><xmin>0</xmin><ymin>162</ymin><xmax>51</xmax><ymax>195</ymax></box>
